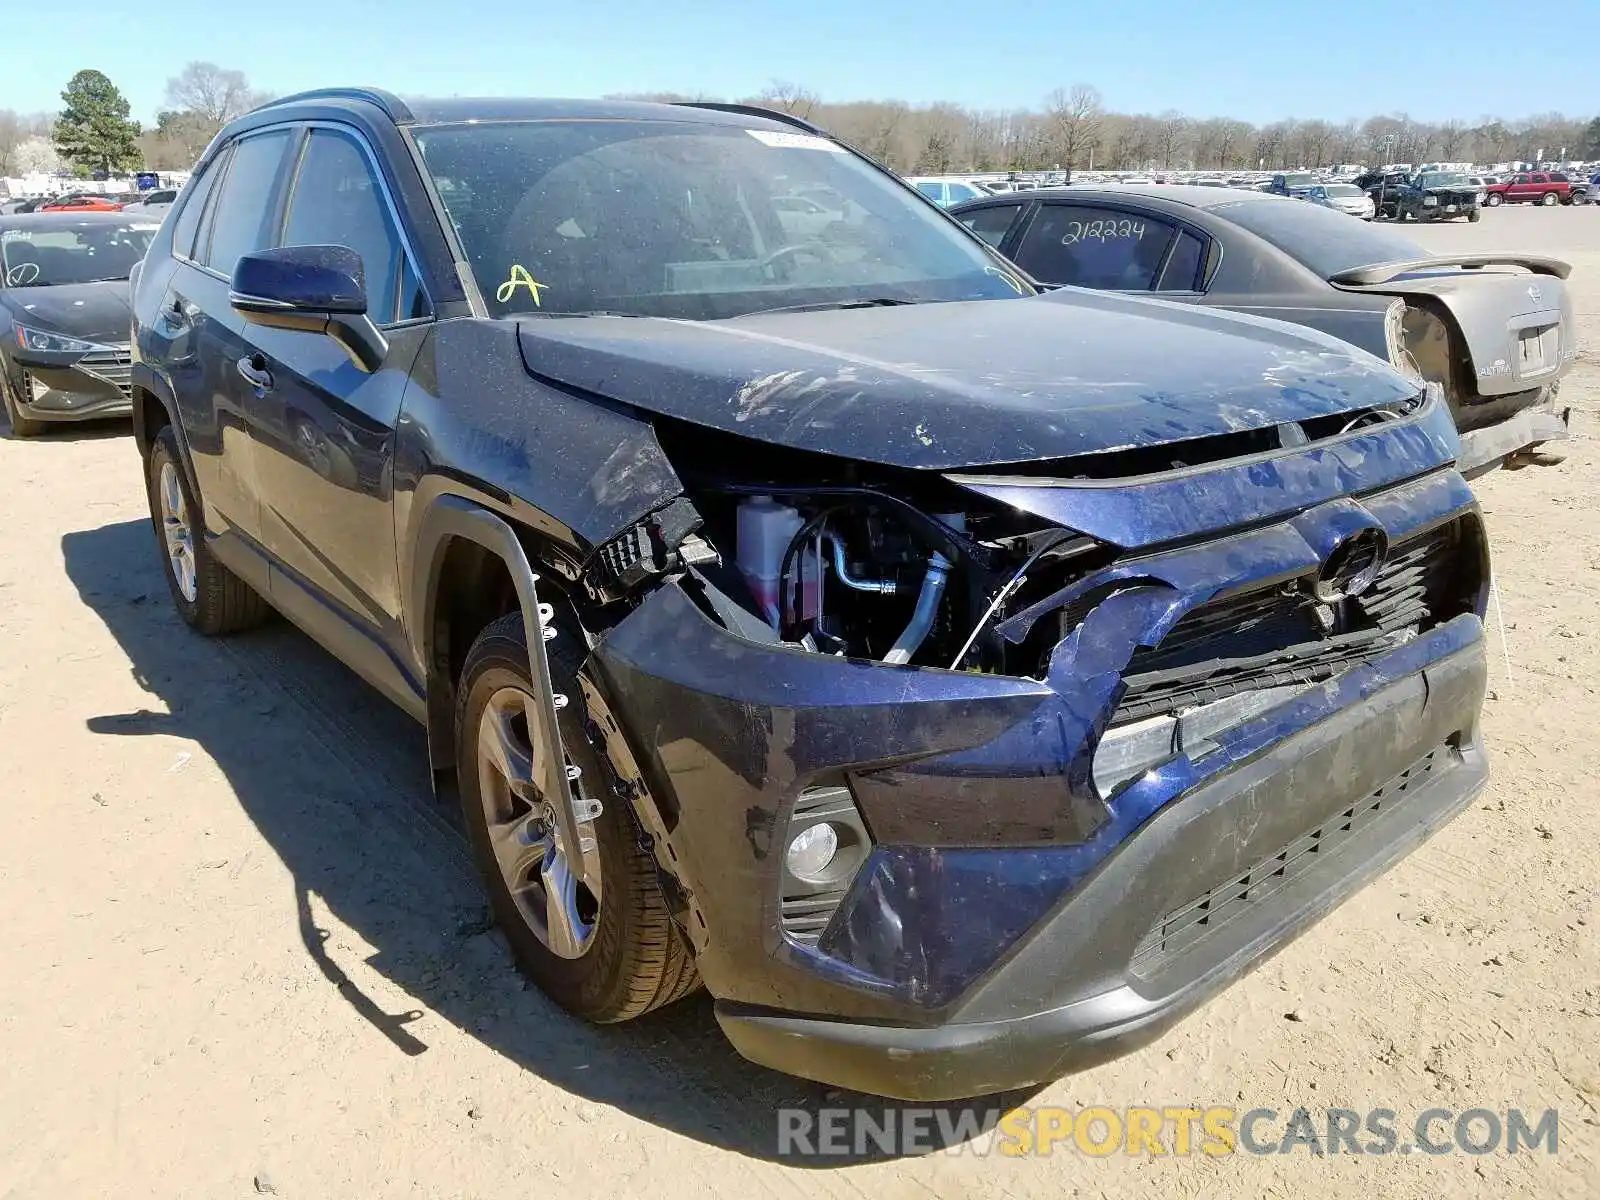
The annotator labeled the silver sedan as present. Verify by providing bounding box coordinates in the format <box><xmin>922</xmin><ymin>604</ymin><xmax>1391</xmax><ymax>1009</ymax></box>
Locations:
<box><xmin>1306</xmin><ymin>182</ymin><xmax>1375</xmax><ymax>219</ymax></box>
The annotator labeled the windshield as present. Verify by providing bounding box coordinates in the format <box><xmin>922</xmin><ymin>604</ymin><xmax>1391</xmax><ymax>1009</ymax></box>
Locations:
<box><xmin>1219</xmin><ymin>198</ymin><xmax>1424</xmax><ymax>279</ymax></box>
<box><xmin>1326</xmin><ymin>184</ymin><xmax>1364</xmax><ymax>197</ymax></box>
<box><xmin>1</xmin><ymin>222</ymin><xmax>156</xmax><ymax>288</ymax></box>
<box><xmin>1417</xmin><ymin>173</ymin><xmax>1467</xmax><ymax>188</ymax></box>
<box><xmin>412</xmin><ymin>119</ymin><xmax>1028</xmax><ymax>319</ymax></box>
<box><xmin>1281</xmin><ymin>173</ymin><xmax>1315</xmax><ymax>188</ymax></box>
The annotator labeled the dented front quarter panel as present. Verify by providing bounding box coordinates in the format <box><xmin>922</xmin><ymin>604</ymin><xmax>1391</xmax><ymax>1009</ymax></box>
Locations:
<box><xmin>590</xmin><ymin>466</ymin><xmax>1485</xmax><ymax>1020</ymax></box>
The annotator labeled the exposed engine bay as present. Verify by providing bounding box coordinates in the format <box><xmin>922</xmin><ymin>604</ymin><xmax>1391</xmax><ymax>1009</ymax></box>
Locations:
<box><xmin>582</xmin><ymin>412</ymin><xmax>1480</xmax><ymax>735</ymax></box>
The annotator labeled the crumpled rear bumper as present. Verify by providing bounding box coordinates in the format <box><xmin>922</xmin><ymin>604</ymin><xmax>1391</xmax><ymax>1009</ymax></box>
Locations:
<box><xmin>1457</xmin><ymin>384</ymin><xmax>1571</xmax><ymax>477</ymax></box>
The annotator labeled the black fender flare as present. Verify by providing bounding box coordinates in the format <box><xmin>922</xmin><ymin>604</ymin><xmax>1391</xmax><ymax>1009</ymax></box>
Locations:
<box><xmin>409</xmin><ymin>494</ymin><xmax>594</xmax><ymax>884</ymax></box>
<box><xmin>129</xmin><ymin>371</ymin><xmax>206</xmax><ymax>519</ymax></box>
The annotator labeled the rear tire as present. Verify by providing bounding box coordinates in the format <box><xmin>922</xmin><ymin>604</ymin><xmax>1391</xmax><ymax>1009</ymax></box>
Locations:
<box><xmin>1540</xmin><ymin>191</ymin><xmax>1558</xmax><ymax>206</ymax></box>
<box><xmin>1</xmin><ymin>377</ymin><xmax>47</xmax><ymax>438</ymax></box>
<box><xmin>144</xmin><ymin>426</ymin><xmax>270</xmax><ymax>635</ymax></box>
<box><xmin>455</xmin><ymin>610</ymin><xmax>700</xmax><ymax>1023</ymax></box>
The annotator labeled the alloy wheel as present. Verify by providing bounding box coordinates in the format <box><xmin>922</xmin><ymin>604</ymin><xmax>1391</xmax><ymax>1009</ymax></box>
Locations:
<box><xmin>158</xmin><ymin>461</ymin><xmax>197</xmax><ymax>603</ymax></box>
<box><xmin>475</xmin><ymin>684</ymin><xmax>603</xmax><ymax>959</ymax></box>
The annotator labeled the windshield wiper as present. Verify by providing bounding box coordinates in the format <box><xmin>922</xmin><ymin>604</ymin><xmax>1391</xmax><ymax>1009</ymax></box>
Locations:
<box><xmin>745</xmin><ymin>297</ymin><xmax>919</xmax><ymax>316</ymax></box>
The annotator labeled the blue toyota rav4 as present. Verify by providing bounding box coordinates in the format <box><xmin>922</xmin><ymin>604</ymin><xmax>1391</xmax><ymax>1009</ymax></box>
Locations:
<box><xmin>130</xmin><ymin>88</ymin><xmax>1490</xmax><ymax>1100</ymax></box>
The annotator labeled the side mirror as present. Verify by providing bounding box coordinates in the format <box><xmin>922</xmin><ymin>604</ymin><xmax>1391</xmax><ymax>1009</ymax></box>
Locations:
<box><xmin>230</xmin><ymin>245</ymin><xmax>387</xmax><ymax>373</ymax></box>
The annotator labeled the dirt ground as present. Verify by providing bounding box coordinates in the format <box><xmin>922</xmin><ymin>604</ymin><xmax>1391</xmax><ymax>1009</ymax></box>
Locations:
<box><xmin>1</xmin><ymin>206</ymin><xmax>1596</xmax><ymax>1199</ymax></box>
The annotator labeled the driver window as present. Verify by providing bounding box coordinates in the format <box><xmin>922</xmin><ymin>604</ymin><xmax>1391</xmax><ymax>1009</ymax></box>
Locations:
<box><xmin>280</xmin><ymin>128</ymin><xmax>418</xmax><ymax>325</ymax></box>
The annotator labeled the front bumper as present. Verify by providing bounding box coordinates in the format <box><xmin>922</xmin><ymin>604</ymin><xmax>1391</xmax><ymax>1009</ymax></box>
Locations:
<box><xmin>589</xmin><ymin>467</ymin><xmax>1488</xmax><ymax>1098</ymax></box>
<box><xmin>716</xmin><ymin>624</ymin><xmax>1487</xmax><ymax>1098</ymax></box>
<box><xmin>7</xmin><ymin>347</ymin><xmax>133</xmax><ymax>422</ymax></box>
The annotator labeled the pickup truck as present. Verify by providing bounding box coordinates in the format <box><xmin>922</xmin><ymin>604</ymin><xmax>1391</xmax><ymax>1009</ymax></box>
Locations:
<box><xmin>1353</xmin><ymin>170</ymin><xmax>1481</xmax><ymax>222</ymax></box>
<box><xmin>1483</xmin><ymin>173</ymin><xmax>1576</xmax><ymax>206</ymax></box>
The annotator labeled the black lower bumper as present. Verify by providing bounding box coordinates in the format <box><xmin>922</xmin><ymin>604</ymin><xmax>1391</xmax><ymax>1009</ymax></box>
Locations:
<box><xmin>716</xmin><ymin>630</ymin><xmax>1488</xmax><ymax>1100</ymax></box>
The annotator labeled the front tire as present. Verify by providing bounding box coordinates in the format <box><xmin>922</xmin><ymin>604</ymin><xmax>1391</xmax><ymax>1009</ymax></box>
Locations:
<box><xmin>144</xmin><ymin>426</ymin><xmax>270</xmax><ymax>635</ymax></box>
<box><xmin>1485</xmin><ymin>193</ymin><xmax>1503</xmax><ymax>207</ymax></box>
<box><xmin>1468</xmin><ymin>208</ymin><xmax>1482</xmax><ymax>223</ymax></box>
<box><xmin>455</xmin><ymin>610</ymin><xmax>699</xmax><ymax>1022</ymax></box>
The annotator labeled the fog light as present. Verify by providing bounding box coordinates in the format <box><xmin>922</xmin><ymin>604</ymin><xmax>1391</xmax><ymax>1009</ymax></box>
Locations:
<box><xmin>785</xmin><ymin>823</ymin><xmax>839</xmax><ymax>882</ymax></box>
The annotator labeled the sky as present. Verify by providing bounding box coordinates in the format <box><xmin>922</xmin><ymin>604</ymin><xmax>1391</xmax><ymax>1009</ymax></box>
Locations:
<box><xmin>5</xmin><ymin>0</ymin><xmax>1597</xmax><ymax>126</ymax></box>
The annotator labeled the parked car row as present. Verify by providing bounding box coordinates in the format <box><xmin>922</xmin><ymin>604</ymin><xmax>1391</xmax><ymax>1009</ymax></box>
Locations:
<box><xmin>0</xmin><ymin>93</ymin><xmax>1571</xmax><ymax>1103</ymax></box>
<box><xmin>1</xmin><ymin>189</ymin><xmax>179</xmax><ymax>216</ymax></box>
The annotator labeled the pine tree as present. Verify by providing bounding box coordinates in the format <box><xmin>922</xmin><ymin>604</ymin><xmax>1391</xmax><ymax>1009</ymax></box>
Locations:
<box><xmin>54</xmin><ymin>69</ymin><xmax>142</xmax><ymax>177</ymax></box>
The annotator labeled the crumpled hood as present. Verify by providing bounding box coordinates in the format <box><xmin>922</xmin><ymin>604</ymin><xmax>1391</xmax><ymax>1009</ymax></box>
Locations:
<box><xmin>0</xmin><ymin>281</ymin><xmax>131</xmax><ymax>345</ymax></box>
<box><xmin>516</xmin><ymin>291</ymin><xmax>1422</xmax><ymax>469</ymax></box>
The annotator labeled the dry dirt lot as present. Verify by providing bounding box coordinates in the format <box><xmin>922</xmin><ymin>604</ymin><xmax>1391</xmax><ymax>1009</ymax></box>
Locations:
<box><xmin>1</xmin><ymin>206</ymin><xmax>1597</xmax><ymax>1200</ymax></box>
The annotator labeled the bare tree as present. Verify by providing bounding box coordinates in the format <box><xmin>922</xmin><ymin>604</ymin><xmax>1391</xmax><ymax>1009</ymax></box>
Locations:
<box><xmin>1155</xmin><ymin>110</ymin><xmax>1190</xmax><ymax>168</ymax></box>
<box><xmin>165</xmin><ymin>62</ymin><xmax>271</xmax><ymax>125</ymax></box>
<box><xmin>758</xmin><ymin>80</ymin><xmax>819</xmax><ymax>122</ymax></box>
<box><xmin>0</xmin><ymin>111</ymin><xmax>21</xmax><ymax>175</ymax></box>
<box><xmin>1044</xmin><ymin>85</ymin><xmax>1104</xmax><ymax>181</ymax></box>
<box><xmin>688</xmin><ymin>83</ymin><xmax>1598</xmax><ymax>175</ymax></box>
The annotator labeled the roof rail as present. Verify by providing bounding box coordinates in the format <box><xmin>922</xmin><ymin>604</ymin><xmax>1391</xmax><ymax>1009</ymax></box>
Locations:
<box><xmin>672</xmin><ymin>101</ymin><xmax>824</xmax><ymax>136</ymax></box>
<box><xmin>250</xmin><ymin>87</ymin><xmax>413</xmax><ymax>123</ymax></box>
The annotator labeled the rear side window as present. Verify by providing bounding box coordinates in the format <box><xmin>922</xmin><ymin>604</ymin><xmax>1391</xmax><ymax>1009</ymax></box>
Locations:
<box><xmin>957</xmin><ymin>203</ymin><xmax>1024</xmax><ymax>249</ymax></box>
<box><xmin>1157</xmin><ymin>230</ymin><xmax>1206</xmax><ymax>292</ymax></box>
<box><xmin>280</xmin><ymin>127</ymin><xmax>420</xmax><ymax>324</ymax></box>
<box><xmin>170</xmin><ymin>151</ymin><xmax>227</xmax><ymax>261</ymax></box>
<box><xmin>1011</xmin><ymin>204</ymin><xmax>1178</xmax><ymax>291</ymax></box>
<box><xmin>203</xmin><ymin>129</ymin><xmax>293</xmax><ymax>276</ymax></box>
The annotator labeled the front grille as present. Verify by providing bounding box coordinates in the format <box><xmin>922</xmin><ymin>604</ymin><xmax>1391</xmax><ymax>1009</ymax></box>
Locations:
<box><xmin>76</xmin><ymin>347</ymin><xmax>132</xmax><ymax>397</ymax></box>
<box><xmin>1129</xmin><ymin>744</ymin><xmax>1454</xmax><ymax>973</ymax></box>
<box><xmin>1111</xmin><ymin>518</ymin><xmax>1467</xmax><ymax>725</ymax></box>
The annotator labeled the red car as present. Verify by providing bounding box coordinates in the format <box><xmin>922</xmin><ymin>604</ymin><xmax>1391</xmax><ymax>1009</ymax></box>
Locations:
<box><xmin>1483</xmin><ymin>172</ymin><xmax>1576</xmax><ymax>206</ymax></box>
<box><xmin>37</xmin><ymin>193</ymin><xmax>125</xmax><ymax>213</ymax></box>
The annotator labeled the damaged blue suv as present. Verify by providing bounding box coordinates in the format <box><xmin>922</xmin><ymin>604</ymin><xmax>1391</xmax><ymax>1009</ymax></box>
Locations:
<box><xmin>130</xmin><ymin>90</ymin><xmax>1489</xmax><ymax>1100</ymax></box>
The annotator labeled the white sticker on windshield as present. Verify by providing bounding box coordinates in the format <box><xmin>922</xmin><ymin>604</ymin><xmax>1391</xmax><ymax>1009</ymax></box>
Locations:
<box><xmin>1</xmin><ymin>229</ymin><xmax>30</xmax><ymax>241</ymax></box>
<box><xmin>129</xmin><ymin>223</ymin><xmax>160</xmax><ymax>231</ymax></box>
<box><xmin>746</xmin><ymin>129</ymin><xmax>846</xmax><ymax>152</ymax></box>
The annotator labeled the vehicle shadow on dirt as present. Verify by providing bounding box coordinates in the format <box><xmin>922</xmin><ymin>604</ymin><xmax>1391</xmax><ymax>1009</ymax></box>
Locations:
<box><xmin>63</xmin><ymin>518</ymin><xmax>1032</xmax><ymax>1164</ymax></box>
<box><xmin>1</xmin><ymin>415</ymin><xmax>131</xmax><ymax>443</ymax></box>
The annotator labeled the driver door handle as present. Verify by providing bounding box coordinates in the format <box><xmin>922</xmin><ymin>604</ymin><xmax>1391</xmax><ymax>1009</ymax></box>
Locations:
<box><xmin>236</xmin><ymin>354</ymin><xmax>274</xmax><ymax>392</ymax></box>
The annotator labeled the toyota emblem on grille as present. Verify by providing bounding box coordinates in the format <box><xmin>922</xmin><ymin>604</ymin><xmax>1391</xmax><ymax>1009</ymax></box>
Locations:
<box><xmin>1311</xmin><ymin>527</ymin><xmax>1388</xmax><ymax>602</ymax></box>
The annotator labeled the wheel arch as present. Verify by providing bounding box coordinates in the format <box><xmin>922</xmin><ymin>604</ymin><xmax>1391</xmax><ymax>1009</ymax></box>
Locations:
<box><xmin>129</xmin><ymin>380</ymin><xmax>207</xmax><ymax>521</ymax></box>
<box><xmin>410</xmin><ymin>493</ymin><xmax>579</xmax><ymax>784</ymax></box>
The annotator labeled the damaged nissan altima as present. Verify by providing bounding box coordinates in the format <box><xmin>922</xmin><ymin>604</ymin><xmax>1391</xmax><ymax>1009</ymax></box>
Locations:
<box><xmin>131</xmin><ymin>90</ymin><xmax>1492</xmax><ymax>1101</ymax></box>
